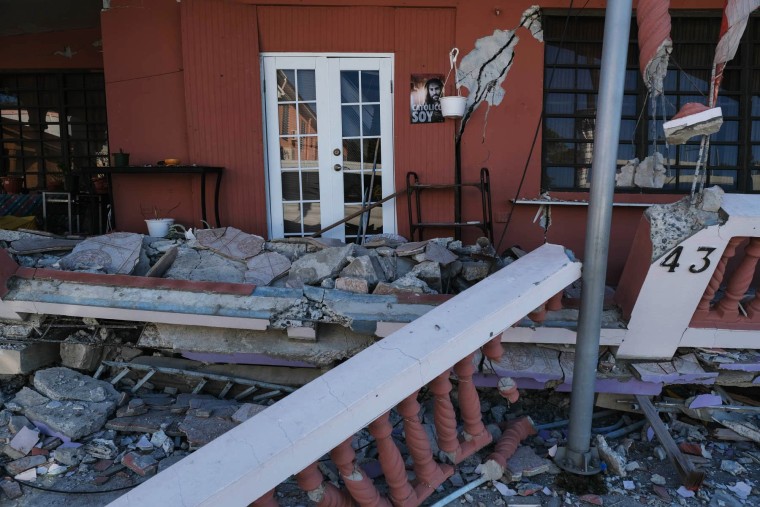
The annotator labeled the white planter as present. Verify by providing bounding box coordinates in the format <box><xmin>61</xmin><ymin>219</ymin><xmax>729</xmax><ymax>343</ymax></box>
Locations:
<box><xmin>145</xmin><ymin>218</ymin><xmax>175</xmax><ymax>238</ymax></box>
<box><xmin>441</xmin><ymin>96</ymin><xmax>467</xmax><ymax>118</ymax></box>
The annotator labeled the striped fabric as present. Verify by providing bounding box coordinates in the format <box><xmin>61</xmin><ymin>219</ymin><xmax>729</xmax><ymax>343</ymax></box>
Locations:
<box><xmin>0</xmin><ymin>194</ymin><xmax>42</xmax><ymax>217</ymax></box>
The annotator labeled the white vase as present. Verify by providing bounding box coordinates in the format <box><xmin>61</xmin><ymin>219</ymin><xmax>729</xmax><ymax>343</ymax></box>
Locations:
<box><xmin>145</xmin><ymin>218</ymin><xmax>175</xmax><ymax>238</ymax></box>
<box><xmin>441</xmin><ymin>96</ymin><xmax>467</xmax><ymax>118</ymax></box>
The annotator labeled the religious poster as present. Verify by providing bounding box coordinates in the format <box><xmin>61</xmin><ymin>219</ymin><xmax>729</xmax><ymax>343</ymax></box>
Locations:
<box><xmin>410</xmin><ymin>74</ymin><xmax>444</xmax><ymax>124</ymax></box>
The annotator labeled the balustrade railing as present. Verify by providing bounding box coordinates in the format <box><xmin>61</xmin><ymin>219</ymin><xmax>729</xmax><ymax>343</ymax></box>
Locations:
<box><xmin>107</xmin><ymin>244</ymin><xmax>580</xmax><ymax>507</ymax></box>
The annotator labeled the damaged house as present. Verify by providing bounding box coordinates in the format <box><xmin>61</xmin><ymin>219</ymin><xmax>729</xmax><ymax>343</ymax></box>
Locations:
<box><xmin>2</xmin><ymin>0</ymin><xmax>760</xmax><ymax>506</ymax></box>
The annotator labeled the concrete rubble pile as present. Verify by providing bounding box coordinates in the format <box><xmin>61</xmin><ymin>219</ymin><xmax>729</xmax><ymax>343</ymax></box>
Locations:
<box><xmin>0</xmin><ymin>365</ymin><xmax>270</xmax><ymax>501</ymax></box>
<box><xmin>3</xmin><ymin>227</ymin><xmax>511</xmax><ymax>296</ymax></box>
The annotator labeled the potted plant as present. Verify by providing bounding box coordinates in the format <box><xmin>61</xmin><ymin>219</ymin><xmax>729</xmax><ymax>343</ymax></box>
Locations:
<box><xmin>113</xmin><ymin>148</ymin><xmax>130</xmax><ymax>167</ymax></box>
<box><xmin>141</xmin><ymin>203</ymin><xmax>180</xmax><ymax>237</ymax></box>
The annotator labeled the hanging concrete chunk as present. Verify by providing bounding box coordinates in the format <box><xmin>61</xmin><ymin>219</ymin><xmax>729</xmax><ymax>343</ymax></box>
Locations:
<box><xmin>245</xmin><ymin>251</ymin><xmax>291</xmax><ymax>286</ymax></box>
<box><xmin>195</xmin><ymin>227</ymin><xmax>264</xmax><ymax>261</ymax></box>
<box><xmin>59</xmin><ymin>232</ymin><xmax>142</xmax><ymax>274</ymax></box>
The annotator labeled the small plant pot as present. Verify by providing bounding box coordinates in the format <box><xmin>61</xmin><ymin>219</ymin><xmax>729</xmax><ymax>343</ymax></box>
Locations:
<box><xmin>1</xmin><ymin>176</ymin><xmax>24</xmax><ymax>194</ymax></box>
<box><xmin>145</xmin><ymin>218</ymin><xmax>175</xmax><ymax>238</ymax></box>
<box><xmin>47</xmin><ymin>178</ymin><xmax>64</xmax><ymax>191</ymax></box>
<box><xmin>113</xmin><ymin>152</ymin><xmax>130</xmax><ymax>167</ymax></box>
<box><xmin>441</xmin><ymin>96</ymin><xmax>467</xmax><ymax>118</ymax></box>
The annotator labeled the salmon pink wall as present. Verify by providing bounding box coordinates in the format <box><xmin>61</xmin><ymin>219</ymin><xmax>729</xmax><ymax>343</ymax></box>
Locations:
<box><xmin>98</xmin><ymin>0</ymin><xmax>728</xmax><ymax>283</ymax></box>
<box><xmin>101</xmin><ymin>0</ymin><xmax>194</xmax><ymax>232</ymax></box>
<box><xmin>0</xmin><ymin>28</ymin><xmax>103</xmax><ymax>69</ymax></box>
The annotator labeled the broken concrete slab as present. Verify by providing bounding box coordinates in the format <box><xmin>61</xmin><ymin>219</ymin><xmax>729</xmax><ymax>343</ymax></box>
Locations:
<box><xmin>0</xmin><ymin>341</ymin><xmax>59</xmax><ymax>375</ymax></box>
<box><xmin>287</xmin><ymin>244</ymin><xmax>356</xmax><ymax>286</ymax></box>
<box><xmin>411</xmin><ymin>261</ymin><xmax>442</xmax><ymax>292</ymax></box>
<box><xmin>0</xmin><ymin>477</ymin><xmax>22</xmax><ymax>499</ymax></box>
<box><xmin>60</xmin><ymin>341</ymin><xmax>103</xmax><ymax>372</ymax></box>
<box><xmin>424</xmin><ymin>242</ymin><xmax>458</xmax><ymax>266</ymax></box>
<box><xmin>34</xmin><ymin>367</ymin><xmax>120</xmax><ymax>406</ymax></box>
<box><xmin>505</xmin><ymin>446</ymin><xmax>551</xmax><ymax>482</ymax></box>
<box><xmin>164</xmin><ymin>248</ymin><xmax>247</xmax><ymax>283</ymax></box>
<box><xmin>195</xmin><ymin>227</ymin><xmax>265</xmax><ymax>261</ymax></box>
<box><xmin>335</xmin><ymin>277</ymin><xmax>369</xmax><ymax>294</ymax></box>
<box><xmin>631</xmin><ymin>353</ymin><xmax>718</xmax><ymax>385</ymax></box>
<box><xmin>52</xmin><ymin>445</ymin><xmax>84</xmax><ymax>466</ymax></box>
<box><xmin>59</xmin><ymin>232</ymin><xmax>143</xmax><ymax>274</ymax></box>
<box><xmin>106</xmin><ymin>410</ymin><xmax>183</xmax><ymax>436</ymax></box>
<box><xmin>5</xmin><ymin>454</ymin><xmax>46</xmax><ymax>476</ymax></box>
<box><xmin>460</xmin><ymin>261</ymin><xmax>490</xmax><ymax>282</ymax></box>
<box><xmin>395</xmin><ymin>241</ymin><xmax>427</xmax><ymax>257</ymax></box>
<box><xmin>179</xmin><ymin>414</ymin><xmax>238</xmax><ymax>450</ymax></box>
<box><xmin>340</xmin><ymin>255</ymin><xmax>382</xmax><ymax>287</ymax></box>
<box><xmin>244</xmin><ymin>251</ymin><xmax>291</xmax><ymax>286</ymax></box>
<box><xmin>9</xmin><ymin>237</ymin><xmax>81</xmax><ymax>255</ymax></box>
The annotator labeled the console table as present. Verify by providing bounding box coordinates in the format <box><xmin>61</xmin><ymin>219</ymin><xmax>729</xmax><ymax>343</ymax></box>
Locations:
<box><xmin>81</xmin><ymin>166</ymin><xmax>224</xmax><ymax>227</ymax></box>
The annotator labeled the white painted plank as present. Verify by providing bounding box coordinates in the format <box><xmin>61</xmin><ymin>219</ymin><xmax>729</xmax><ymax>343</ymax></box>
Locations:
<box><xmin>107</xmin><ymin>243</ymin><xmax>580</xmax><ymax>507</ymax></box>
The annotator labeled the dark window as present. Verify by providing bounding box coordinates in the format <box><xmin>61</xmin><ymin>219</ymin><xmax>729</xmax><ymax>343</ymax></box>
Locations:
<box><xmin>0</xmin><ymin>71</ymin><xmax>108</xmax><ymax>190</ymax></box>
<box><xmin>542</xmin><ymin>13</ymin><xmax>756</xmax><ymax>193</ymax></box>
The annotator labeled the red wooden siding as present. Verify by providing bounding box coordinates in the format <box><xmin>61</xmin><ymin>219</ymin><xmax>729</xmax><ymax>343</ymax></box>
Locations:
<box><xmin>258</xmin><ymin>5</ymin><xmax>456</xmax><ymax>237</ymax></box>
<box><xmin>393</xmin><ymin>7</ymin><xmax>456</xmax><ymax>237</ymax></box>
<box><xmin>181</xmin><ymin>0</ymin><xmax>266</xmax><ymax>234</ymax></box>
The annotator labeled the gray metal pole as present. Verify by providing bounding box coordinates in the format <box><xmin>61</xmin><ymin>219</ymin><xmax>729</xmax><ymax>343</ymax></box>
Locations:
<box><xmin>564</xmin><ymin>0</ymin><xmax>632</xmax><ymax>472</ymax></box>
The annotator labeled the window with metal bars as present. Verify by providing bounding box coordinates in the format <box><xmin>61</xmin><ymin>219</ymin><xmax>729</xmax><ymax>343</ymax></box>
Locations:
<box><xmin>542</xmin><ymin>13</ymin><xmax>759</xmax><ymax>194</ymax></box>
<box><xmin>0</xmin><ymin>71</ymin><xmax>108</xmax><ymax>191</ymax></box>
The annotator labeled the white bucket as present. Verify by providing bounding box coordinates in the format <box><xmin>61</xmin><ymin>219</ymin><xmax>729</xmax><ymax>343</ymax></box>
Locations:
<box><xmin>145</xmin><ymin>218</ymin><xmax>175</xmax><ymax>237</ymax></box>
<box><xmin>441</xmin><ymin>96</ymin><xmax>467</xmax><ymax>118</ymax></box>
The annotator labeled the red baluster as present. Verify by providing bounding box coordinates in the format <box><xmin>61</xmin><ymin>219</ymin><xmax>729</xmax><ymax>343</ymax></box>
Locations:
<box><xmin>717</xmin><ymin>237</ymin><xmax>760</xmax><ymax>320</ymax></box>
<box><xmin>452</xmin><ymin>354</ymin><xmax>493</xmax><ymax>458</ymax></box>
<box><xmin>453</xmin><ymin>354</ymin><xmax>490</xmax><ymax>443</ymax></box>
<box><xmin>396</xmin><ymin>392</ymin><xmax>452</xmax><ymax>493</ymax></box>
<box><xmin>696</xmin><ymin>237</ymin><xmax>742</xmax><ymax>314</ymax></box>
<box><xmin>482</xmin><ymin>335</ymin><xmax>503</xmax><ymax>362</ymax></box>
<box><xmin>546</xmin><ymin>290</ymin><xmax>564</xmax><ymax>311</ymax></box>
<box><xmin>330</xmin><ymin>439</ymin><xmax>390</xmax><ymax>507</ymax></box>
<box><xmin>497</xmin><ymin>376</ymin><xmax>519</xmax><ymax>404</ymax></box>
<box><xmin>481</xmin><ymin>416</ymin><xmax>537</xmax><ymax>479</ymax></box>
<box><xmin>428</xmin><ymin>373</ymin><xmax>461</xmax><ymax>463</ymax></box>
<box><xmin>367</xmin><ymin>413</ymin><xmax>416</xmax><ymax>507</ymax></box>
<box><xmin>250</xmin><ymin>488</ymin><xmax>279</xmax><ymax>507</ymax></box>
<box><xmin>527</xmin><ymin>304</ymin><xmax>547</xmax><ymax>323</ymax></box>
<box><xmin>296</xmin><ymin>462</ymin><xmax>354</xmax><ymax>507</ymax></box>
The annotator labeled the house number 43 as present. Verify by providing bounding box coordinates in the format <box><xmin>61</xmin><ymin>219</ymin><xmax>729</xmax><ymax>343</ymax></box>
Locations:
<box><xmin>660</xmin><ymin>246</ymin><xmax>716</xmax><ymax>274</ymax></box>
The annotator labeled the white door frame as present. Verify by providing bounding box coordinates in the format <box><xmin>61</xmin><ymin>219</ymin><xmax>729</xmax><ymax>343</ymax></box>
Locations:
<box><xmin>261</xmin><ymin>52</ymin><xmax>395</xmax><ymax>240</ymax></box>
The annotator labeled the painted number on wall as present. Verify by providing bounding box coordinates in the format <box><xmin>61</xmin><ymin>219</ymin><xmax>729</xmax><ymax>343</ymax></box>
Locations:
<box><xmin>660</xmin><ymin>246</ymin><xmax>716</xmax><ymax>273</ymax></box>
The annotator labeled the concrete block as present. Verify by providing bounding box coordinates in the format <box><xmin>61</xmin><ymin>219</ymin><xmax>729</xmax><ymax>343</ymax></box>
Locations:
<box><xmin>60</xmin><ymin>342</ymin><xmax>103</xmax><ymax>372</ymax></box>
<box><xmin>0</xmin><ymin>342</ymin><xmax>59</xmax><ymax>375</ymax></box>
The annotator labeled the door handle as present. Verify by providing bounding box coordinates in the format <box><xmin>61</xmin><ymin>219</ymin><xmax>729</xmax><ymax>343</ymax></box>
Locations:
<box><xmin>334</xmin><ymin>164</ymin><xmax>343</xmax><ymax>172</ymax></box>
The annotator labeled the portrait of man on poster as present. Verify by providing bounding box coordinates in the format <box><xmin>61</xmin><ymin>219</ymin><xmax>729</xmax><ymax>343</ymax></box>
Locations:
<box><xmin>410</xmin><ymin>74</ymin><xmax>444</xmax><ymax>124</ymax></box>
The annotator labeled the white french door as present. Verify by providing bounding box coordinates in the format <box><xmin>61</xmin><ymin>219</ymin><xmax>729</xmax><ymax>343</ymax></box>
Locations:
<box><xmin>263</xmin><ymin>55</ymin><xmax>395</xmax><ymax>241</ymax></box>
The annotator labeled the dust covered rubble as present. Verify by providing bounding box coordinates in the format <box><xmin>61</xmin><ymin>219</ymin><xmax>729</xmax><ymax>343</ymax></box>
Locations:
<box><xmin>2</xmin><ymin>228</ymin><xmax>514</xmax><ymax>296</ymax></box>
<box><xmin>0</xmin><ymin>365</ymin><xmax>269</xmax><ymax>500</ymax></box>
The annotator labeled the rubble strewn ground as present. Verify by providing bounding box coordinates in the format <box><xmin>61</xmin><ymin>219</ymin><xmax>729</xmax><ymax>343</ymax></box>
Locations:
<box><xmin>1</xmin><ymin>229</ymin><xmax>759</xmax><ymax>505</ymax></box>
<box><xmin>1</xmin><ymin>360</ymin><xmax>759</xmax><ymax>506</ymax></box>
